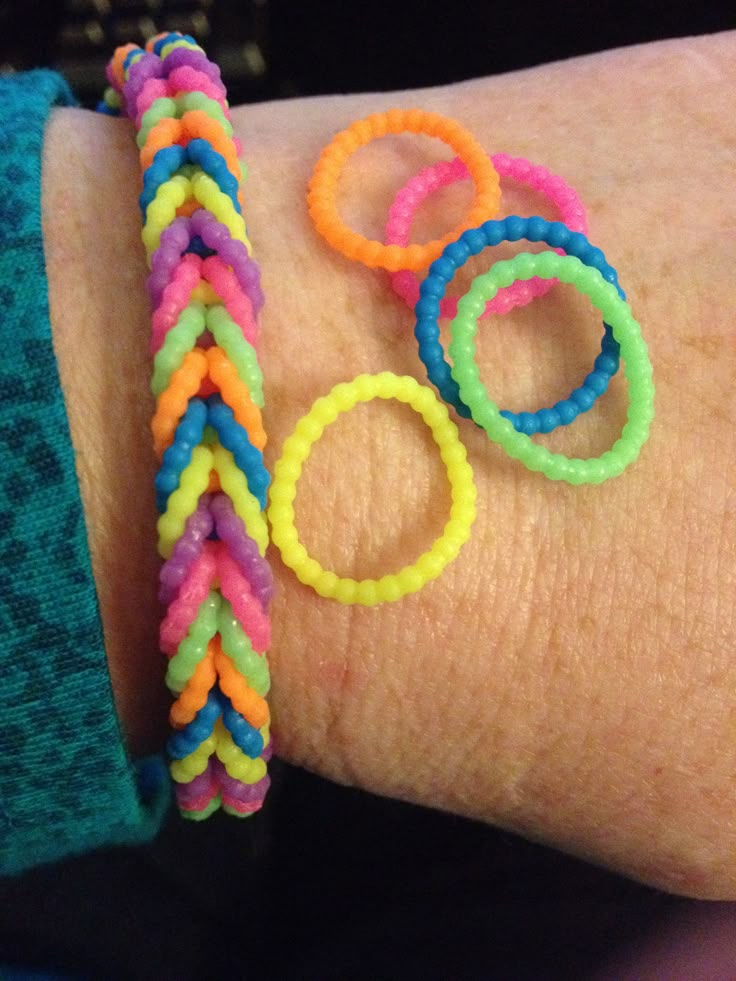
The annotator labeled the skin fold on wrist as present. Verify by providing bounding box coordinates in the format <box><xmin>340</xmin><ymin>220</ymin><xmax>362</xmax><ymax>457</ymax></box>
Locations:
<box><xmin>43</xmin><ymin>31</ymin><xmax>736</xmax><ymax>899</ymax></box>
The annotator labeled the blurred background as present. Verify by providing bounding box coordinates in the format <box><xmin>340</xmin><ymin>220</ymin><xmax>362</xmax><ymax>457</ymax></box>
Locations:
<box><xmin>1</xmin><ymin>2</ymin><xmax>735</xmax><ymax>979</ymax></box>
<box><xmin>0</xmin><ymin>0</ymin><xmax>733</xmax><ymax>105</ymax></box>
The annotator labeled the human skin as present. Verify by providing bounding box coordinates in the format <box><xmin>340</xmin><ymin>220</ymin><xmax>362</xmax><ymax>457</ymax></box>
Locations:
<box><xmin>42</xmin><ymin>32</ymin><xmax>735</xmax><ymax>898</ymax></box>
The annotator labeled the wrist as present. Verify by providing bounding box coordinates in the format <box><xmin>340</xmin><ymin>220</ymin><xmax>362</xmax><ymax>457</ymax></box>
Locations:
<box><xmin>43</xmin><ymin>106</ymin><xmax>168</xmax><ymax>756</ymax></box>
<box><xmin>41</xmin><ymin>32</ymin><xmax>736</xmax><ymax>898</ymax></box>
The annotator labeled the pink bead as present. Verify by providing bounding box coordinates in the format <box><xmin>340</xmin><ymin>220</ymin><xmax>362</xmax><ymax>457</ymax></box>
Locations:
<box><xmin>160</xmin><ymin>543</ymin><xmax>218</xmax><ymax>655</ymax></box>
<box><xmin>202</xmin><ymin>255</ymin><xmax>259</xmax><ymax>347</ymax></box>
<box><xmin>150</xmin><ymin>253</ymin><xmax>203</xmax><ymax>355</ymax></box>
<box><xmin>134</xmin><ymin>77</ymin><xmax>171</xmax><ymax>128</ymax></box>
<box><xmin>221</xmin><ymin>796</ymin><xmax>262</xmax><ymax>814</ymax></box>
<box><xmin>167</xmin><ymin>65</ymin><xmax>230</xmax><ymax>115</ymax></box>
<box><xmin>217</xmin><ymin>545</ymin><xmax>271</xmax><ymax>653</ymax></box>
<box><xmin>385</xmin><ymin>154</ymin><xmax>588</xmax><ymax>320</ymax></box>
<box><xmin>177</xmin><ymin>787</ymin><xmax>219</xmax><ymax>812</ymax></box>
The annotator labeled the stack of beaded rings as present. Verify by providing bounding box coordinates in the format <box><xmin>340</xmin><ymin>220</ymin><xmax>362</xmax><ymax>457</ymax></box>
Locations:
<box><xmin>272</xmin><ymin>109</ymin><xmax>653</xmax><ymax>605</ymax></box>
<box><xmin>103</xmin><ymin>32</ymin><xmax>273</xmax><ymax>820</ymax></box>
<box><xmin>307</xmin><ymin>109</ymin><xmax>653</xmax><ymax>473</ymax></box>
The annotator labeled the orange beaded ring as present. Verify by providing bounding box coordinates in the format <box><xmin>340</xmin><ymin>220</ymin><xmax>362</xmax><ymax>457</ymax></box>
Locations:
<box><xmin>307</xmin><ymin>108</ymin><xmax>501</xmax><ymax>272</ymax></box>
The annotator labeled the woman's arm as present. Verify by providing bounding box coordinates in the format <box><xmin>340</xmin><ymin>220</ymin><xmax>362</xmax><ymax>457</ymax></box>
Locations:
<box><xmin>44</xmin><ymin>30</ymin><xmax>736</xmax><ymax>897</ymax></box>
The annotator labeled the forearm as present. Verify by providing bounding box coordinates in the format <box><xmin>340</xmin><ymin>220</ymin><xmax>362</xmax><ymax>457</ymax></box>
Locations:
<box><xmin>43</xmin><ymin>31</ymin><xmax>736</xmax><ymax>897</ymax></box>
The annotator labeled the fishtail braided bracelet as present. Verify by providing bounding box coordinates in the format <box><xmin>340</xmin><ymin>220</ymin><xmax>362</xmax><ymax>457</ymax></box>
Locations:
<box><xmin>103</xmin><ymin>31</ymin><xmax>273</xmax><ymax>820</ymax></box>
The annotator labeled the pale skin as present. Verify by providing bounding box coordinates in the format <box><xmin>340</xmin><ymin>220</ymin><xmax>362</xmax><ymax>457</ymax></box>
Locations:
<box><xmin>42</xmin><ymin>32</ymin><xmax>735</xmax><ymax>898</ymax></box>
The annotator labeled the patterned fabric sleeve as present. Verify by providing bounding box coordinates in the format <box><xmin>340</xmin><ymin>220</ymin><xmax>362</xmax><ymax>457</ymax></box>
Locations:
<box><xmin>0</xmin><ymin>69</ymin><xmax>169</xmax><ymax>876</ymax></box>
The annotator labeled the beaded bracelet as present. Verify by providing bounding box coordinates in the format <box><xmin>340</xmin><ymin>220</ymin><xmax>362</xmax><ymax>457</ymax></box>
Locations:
<box><xmin>415</xmin><ymin>217</ymin><xmax>622</xmax><ymax>435</ymax></box>
<box><xmin>268</xmin><ymin>372</ymin><xmax>477</xmax><ymax>605</ymax></box>
<box><xmin>447</xmin><ymin>250</ymin><xmax>654</xmax><ymax>483</ymax></box>
<box><xmin>307</xmin><ymin>108</ymin><xmax>501</xmax><ymax>271</ymax></box>
<box><xmin>307</xmin><ymin>111</ymin><xmax>652</xmax><ymax>484</ymax></box>
<box><xmin>104</xmin><ymin>31</ymin><xmax>274</xmax><ymax>819</ymax></box>
<box><xmin>387</xmin><ymin>153</ymin><xmax>588</xmax><ymax>319</ymax></box>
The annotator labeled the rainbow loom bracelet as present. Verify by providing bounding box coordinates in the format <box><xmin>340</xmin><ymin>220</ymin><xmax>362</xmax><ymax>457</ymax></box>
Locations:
<box><xmin>104</xmin><ymin>32</ymin><xmax>274</xmax><ymax>819</ymax></box>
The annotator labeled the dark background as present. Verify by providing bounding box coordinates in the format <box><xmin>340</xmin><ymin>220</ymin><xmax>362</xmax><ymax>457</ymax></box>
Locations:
<box><xmin>1</xmin><ymin>0</ymin><xmax>734</xmax><ymax>105</ymax></box>
<box><xmin>1</xmin><ymin>2</ymin><xmax>734</xmax><ymax>979</ymax></box>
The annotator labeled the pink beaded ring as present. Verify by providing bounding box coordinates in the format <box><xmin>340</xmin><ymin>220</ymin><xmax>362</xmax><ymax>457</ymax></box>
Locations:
<box><xmin>386</xmin><ymin>153</ymin><xmax>587</xmax><ymax>319</ymax></box>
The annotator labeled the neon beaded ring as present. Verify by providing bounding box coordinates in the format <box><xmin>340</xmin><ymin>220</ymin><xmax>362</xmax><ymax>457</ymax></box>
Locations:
<box><xmin>448</xmin><ymin>251</ymin><xmax>654</xmax><ymax>484</ymax></box>
<box><xmin>415</xmin><ymin>217</ymin><xmax>622</xmax><ymax>435</ymax></box>
<box><xmin>388</xmin><ymin>154</ymin><xmax>587</xmax><ymax>319</ymax></box>
<box><xmin>268</xmin><ymin>372</ymin><xmax>477</xmax><ymax>605</ymax></box>
<box><xmin>307</xmin><ymin>108</ymin><xmax>501</xmax><ymax>272</ymax></box>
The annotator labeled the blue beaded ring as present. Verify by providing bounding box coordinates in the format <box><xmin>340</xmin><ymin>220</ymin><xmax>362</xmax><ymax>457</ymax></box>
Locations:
<box><xmin>414</xmin><ymin>216</ymin><xmax>622</xmax><ymax>435</ymax></box>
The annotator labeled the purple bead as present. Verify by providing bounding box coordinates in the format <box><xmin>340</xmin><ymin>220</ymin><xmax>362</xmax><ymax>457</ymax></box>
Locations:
<box><xmin>158</xmin><ymin>495</ymin><xmax>214</xmax><ymax>605</ymax></box>
<box><xmin>210</xmin><ymin>494</ymin><xmax>274</xmax><ymax>608</ymax></box>
<box><xmin>123</xmin><ymin>52</ymin><xmax>165</xmax><ymax>121</ymax></box>
<box><xmin>147</xmin><ymin>217</ymin><xmax>195</xmax><ymax>307</ymax></box>
<box><xmin>212</xmin><ymin>759</ymin><xmax>270</xmax><ymax>803</ymax></box>
<box><xmin>191</xmin><ymin>211</ymin><xmax>265</xmax><ymax>313</ymax></box>
<box><xmin>178</xmin><ymin>762</ymin><xmax>215</xmax><ymax>796</ymax></box>
<box><xmin>162</xmin><ymin>46</ymin><xmax>222</xmax><ymax>86</ymax></box>
<box><xmin>176</xmin><ymin>760</ymin><xmax>218</xmax><ymax>806</ymax></box>
<box><xmin>148</xmin><ymin>211</ymin><xmax>264</xmax><ymax>315</ymax></box>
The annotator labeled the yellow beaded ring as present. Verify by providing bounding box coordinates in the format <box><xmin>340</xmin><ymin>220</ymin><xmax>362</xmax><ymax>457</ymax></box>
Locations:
<box><xmin>268</xmin><ymin>372</ymin><xmax>478</xmax><ymax>605</ymax></box>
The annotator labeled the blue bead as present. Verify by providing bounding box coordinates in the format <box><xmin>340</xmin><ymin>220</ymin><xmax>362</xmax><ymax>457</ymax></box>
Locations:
<box><xmin>444</xmin><ymin>239</ymin><xmax>471</xmax><ymax>264</ymax></box>
<box><xmin>480</xmin><ymin>220</ymin><xmax>504</xmax><ymax>246</ymax></box>
<box><xmin>565</xmin><ymin>230</ymin><xmax>587</xmax><ymax>259</ymax></box>
<box><xmin>207</xmin><ymin>395</ymin><xmax>270</xmax><ymax>508</ymax></box>
<box><xmin>586</xmin><ymin>247</ymin><xmax>606</xmax><ymax>270</ymax></box>
<box><xmin>122</xmin><ymin>48</ymin><xmax>141</xmax><ymax>73</ymax></box>
<box><xmin>548</xmin><ymin>221</ymin><xmax>575</xmax><ymax>249</ymax></box>
<box><xmin>526</xmin><ymin>215</ymin><xmax>549</xmax><ymax>242</ymax></box>
<box><xmin>515</xmin><ymin>412</ymin><xmax>538</xmax><ymax>435</ymax></box>
<box><xmin>461</xmin><ymin>226</ymin><xmax>487</xmax><ymax>256</ymax></box>
<box><xmin>571</xmin><ymin>387</ymin><xmax>596</xmax><ymax>411</ymax></box>
<box><xmin>139</xmin><ymin>142</ymin><xmax>241</xmax><ymax>220</ymax></box>
<box><xmin>415</xmin><ymin>296</ymin><xmax>440</xmax><ymax>318</ymax></box>
<box><xmin>601</xmin><ymin>327</ymin><xmax>621</xmax><ymax>353</ymax></box>
<box><xmin>221</xmin><ymin>699</ymin><xmax>264</xmax><ymax>758</ymax></box>
<box><xmin>429</xmin><ymin>254</ymin><xmax>457</xmax><ymax>281</ymax></box>
<box><xmin>536</xmin><ymin>408</ymin><xmax>560</xmax><ymax>434</ymax></box>
<box><xmin>414</xmin><ymin>319</ymin><xmax>434</xmax><ymax>343</ymax></box>
<box><xmin>155</xmin><ymin>398</ymin><xmax>207</xmax><ymax>511</ymax></box>
<box><xmin>419</xmin><ymin>276</ymin><xmax>445</xmax><ymax>299</ymax></box>
<box><xmin>556</xmin><ymin>400</ymin><xmax>578</xmax><ymax>425</ymax></box>
<box><xmin>167</xmin><ymin>688</ymin><xmax>221</xmax><ymax>760</ymax></box>
<box><xmin>154</xmin><ymin>32</ymin><xmax>191</xmax><ymax>56</ymax></box>
<box><xmin>585</xmin><ymin>370</ymin><xmax>609</xmax><ymax>396</ymax></box>
<box><xmin>504</xmin><ymin>215</ymin><xmax>526</xmax><ymax>241</ymax></box>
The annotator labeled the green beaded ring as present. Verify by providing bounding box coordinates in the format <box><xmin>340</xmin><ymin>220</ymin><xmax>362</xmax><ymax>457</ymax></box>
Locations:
<box><xmin>448</xmin><ymin>251</ymin><xmax>654</xmax><ymax>484</ymax></box>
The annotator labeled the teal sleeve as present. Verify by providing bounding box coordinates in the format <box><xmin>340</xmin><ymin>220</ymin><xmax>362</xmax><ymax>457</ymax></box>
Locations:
<box><xmin>0</xmin><ymin>70</ymin><xmax>169</xmax><ymax>876</ymax></box>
